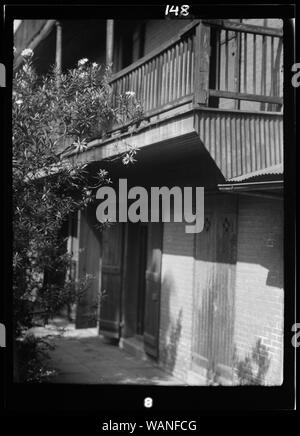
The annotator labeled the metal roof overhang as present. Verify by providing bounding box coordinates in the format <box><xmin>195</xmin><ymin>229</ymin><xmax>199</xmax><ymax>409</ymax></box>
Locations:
<box><xmin>218</xmin><ymin>179</ymin><xmax>283</xmax><ymax>200</ymax></box>
<box><xmin>218</xmin><ymin>180</ymin><xmax>283</xmax><ymax>191</ymax></box>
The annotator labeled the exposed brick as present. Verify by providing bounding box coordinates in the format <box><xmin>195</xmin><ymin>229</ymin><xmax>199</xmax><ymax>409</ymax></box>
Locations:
<box><xmin>234</xmin><ymin>196</ymin><xmax>283</xmax><ymax>385</ymax></box>
<box><xmin>158</xmin><ymin>196</ymin><xmax>283</xmax><ymax>386</ymax></box>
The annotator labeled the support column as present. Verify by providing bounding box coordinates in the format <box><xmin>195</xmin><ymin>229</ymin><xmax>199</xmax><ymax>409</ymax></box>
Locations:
<box><xmin>194</xmin><ymin>22</ymin><xmax>211</xmax><ymax>105</ymax></box>
<box><xmin>106</xmin><ymin>19</ymin><xmax>114</xmax><ymax>66</ymax></box>
<box><xmin>55</xmin><ymin>21</ymin><xmax>62</xmax><ymax>86</ymax></box>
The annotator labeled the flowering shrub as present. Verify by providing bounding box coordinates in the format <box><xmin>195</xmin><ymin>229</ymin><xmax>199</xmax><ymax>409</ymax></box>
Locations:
<box><xmin>233</xmin><ymin>338</ymin><xmax>271</xmax><ymax>385</ymax></box>
<box><xmin>13</xmin><ymin>50</ymin><xmax>143</xmax><ymax>336</ymax></box>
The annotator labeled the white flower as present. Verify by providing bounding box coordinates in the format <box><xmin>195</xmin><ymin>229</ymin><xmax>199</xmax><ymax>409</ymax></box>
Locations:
<box><xmin>13</xmin><ymin>46</ymin><xmax>16</xmax><ymax>54</ymax></box>
<box><xmin>83</xmin><ymin>188</ymin><xmax>92</xmax><ymax>197</ymax></box>
<box><xmin>125</xmin><ymin>91</ymin><xmax>135</xmax><ymax>97</ymax></box>
<box><xmin>98</xmin><ymin>169</ymin><xmax>108</xmax><ymax>177</ymax></box>
<box><xmin>21</xmin><ymin>48</ymin><xmax>33</xmax><ymax>58</ymax></box>
<box><xmin>72</xmin><ymin>138</ymin><xmax>88</xmax><ymax>153</ymax></box>
<box><xmin>92</xmin><ymin>62</ymin><xmax>98</xmax><ymax>68</ymax></box>
<box><xmin>15</xmin><ymin>99</ymin><xmax>23</xmax><ymax>105</ymax></box>
<box><xmin>78</xmin><ymin>58</ymin><xmax>88</xmax><ymax>66</ymax></box>
<box><xmin>122</xmin><ymin>153</ymin><xmax>135</xmax><ymax>165</ymax></box>
<box><xmin>22</xmin><ymin>64</ymin><xmax>30</xmax><ymax>73</ymax></box>
<box><xmin>78</xmin><ymin>72</ymin><xmax>87</xmax><ymax>78</ymax></box>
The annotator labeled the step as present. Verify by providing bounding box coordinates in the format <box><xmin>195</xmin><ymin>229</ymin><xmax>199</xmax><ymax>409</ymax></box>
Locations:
<box><xmin>119</xmin><ymin>336</ymin><xmax>151</xmax><ymax>362</ymax></box>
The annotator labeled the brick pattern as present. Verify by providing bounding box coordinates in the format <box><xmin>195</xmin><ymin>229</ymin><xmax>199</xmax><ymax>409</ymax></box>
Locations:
<box><xmin>233</xmin><ymin>196</ymin><xmax>284</xmax><ymax>385</ymax></box>
<box><xmin>159</xmin><ymin>222</ymin><xmax>195</xmax><ymax>382</ymax></box>
<box><xmin>158</xmin><ymin>196</ymin><xmax>283</xmax><ymax>386</ymax></box>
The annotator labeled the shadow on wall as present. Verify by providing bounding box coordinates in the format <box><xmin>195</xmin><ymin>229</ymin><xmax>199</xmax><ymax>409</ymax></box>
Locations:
<box><xmin>160</xmin><ymin>272</ymin><xmax>183</xmax><ymax>374</ymax></box>
<box><xmin>163</xmin><ymin>197</ymin><xmax>283</xmax><ymax>291</ymax></box>
<box><xmin>162</xmin><ymin>196</ymin><xmax>283</xmax><ymax>385</ymax></box>
<box><xmin>264</xmin><ymin>229</ymin><xmax>284</xmax><ymax>289</ymax></box>
<box><xmin>236</xmin><ymin>197</ymin><xmax>284</xmax><ymax>290</ymax></box>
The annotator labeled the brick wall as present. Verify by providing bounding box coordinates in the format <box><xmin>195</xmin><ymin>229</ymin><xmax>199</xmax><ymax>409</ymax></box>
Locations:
<box><xmin>158</xmin><ymin>195</ymin><xmax>283</xmax><ymax>386</ymax></box>
<box><xmin>143</xmin><ymin>19</ymin><xmax>193</xmax><ymax>55</ymax></box>
<box><xmin>233</xmin><ymin>196</ymin><xmax>284</xmax><ymax>385</ymax></box>
<box><xmin>159</xmin><ymin>221</ymin><xmax>195</xmax><ymax>382</ymax></box>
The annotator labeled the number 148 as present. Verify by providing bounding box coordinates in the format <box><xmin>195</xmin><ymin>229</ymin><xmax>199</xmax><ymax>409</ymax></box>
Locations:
<box><xmin>165</xmin><ymin>5</ymin><xmax>190</xmax><ymax>16</ymax></box>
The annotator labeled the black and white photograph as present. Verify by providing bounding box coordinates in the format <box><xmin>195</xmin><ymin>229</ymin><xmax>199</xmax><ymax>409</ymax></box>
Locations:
<box><xmin>0</xmin><ymin>2</ymin><xmax>297</xmax><ymax>417</ymax></box>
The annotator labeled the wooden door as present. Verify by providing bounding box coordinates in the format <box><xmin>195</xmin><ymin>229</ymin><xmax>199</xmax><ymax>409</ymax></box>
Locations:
<box><xmin>76</xmin><ymin>208</ymin><xmax>101</xmax><ymax>328</ymax></box>
<box><xmin>136</xmin><ymin>224</ymin><xmax>148</xmax><ymax>335</ymax></box>
<box><xmin>99</xmin><ymin>224</ymin><xmax>124</xmax><ymax>339</ymax></box>
<box><xmin>144</xmin><ymin>223</ymin><xmax>163</xmax><ymax>358</ymax></box>
<box><xmin>192</xmin><ymin>195</ymin><xmax>237</xmax><ymax>381</ymax></box>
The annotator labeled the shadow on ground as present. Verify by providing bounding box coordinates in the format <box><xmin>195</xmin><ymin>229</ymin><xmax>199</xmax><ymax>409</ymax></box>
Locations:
<box><xmin>30</xmin><ymin>318</ymin><xmax>185</xmax><ymax>385</ymax></box>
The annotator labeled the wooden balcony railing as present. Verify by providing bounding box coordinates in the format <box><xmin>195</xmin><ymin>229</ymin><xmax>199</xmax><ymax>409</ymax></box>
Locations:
<box><xmin>110</xmin><ymin>22</ymin><xmax>196</xmax><ymax>116</ymax></box>
<box><xmin>205</xmin><ymin>20</ymin><xmax>283</xmax><ymax>112</ymax></box>
<box><xmin>110</xmin><ymin>19</ymin><xmax>283</xmax><ymax>118</ymax></box>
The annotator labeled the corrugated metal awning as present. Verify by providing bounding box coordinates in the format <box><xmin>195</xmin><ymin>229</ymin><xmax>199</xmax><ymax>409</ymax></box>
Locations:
<box><xmin>227</xmin><ymin>163</ymin><xmax>283</xmax><ymax>182</ymax></box>
<box><xmin>218</xmin><ymin>163</ymin><xmax>283</xmax><ymax>198</ymax></box>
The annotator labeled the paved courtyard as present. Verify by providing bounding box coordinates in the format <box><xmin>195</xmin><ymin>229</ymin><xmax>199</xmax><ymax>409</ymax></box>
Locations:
<box><xmin>31</xmin><ymin>318</ymin><xmax>185</xmax><ymax>385</ymax></box>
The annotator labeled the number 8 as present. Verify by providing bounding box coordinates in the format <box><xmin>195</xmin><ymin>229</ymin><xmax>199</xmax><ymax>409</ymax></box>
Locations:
<box><xmin>144</xmin><ymin>397</ymin><xmax>153</xmax><ymax>408</ymax></box>
<box><xmin>181</xmin><ymin>5</ymin><xmax>190</xmax><ymax>16</ymax></box>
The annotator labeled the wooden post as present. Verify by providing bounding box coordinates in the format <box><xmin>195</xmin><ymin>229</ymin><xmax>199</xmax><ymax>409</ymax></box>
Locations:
<box><xmin>194</xmin><ymin>21</ymin><xmax>211</xmax><ymax>105</ymax></box>
<box><xmin>106</xmin><ymin>19</ymin><xmax>114</xmax><ymax>66</ymax></box>
<box><xmin>260</xmin><ymin>18</ymin><xmax>268</xmax><ymax>111</ymax></box>
<box><xmin>55</xmin><ymin>21</ymin><xmax>62</xmax><ymax>87</ymax></box>
<box><xmin>208</xmin><ymin>27</ymin><xmax>220</xmax><ymax>107</ymax></box>
<box><xmin>234</xmin><ymin>29</ymin><xmax>242</xmax><ymax>110</ymax></box>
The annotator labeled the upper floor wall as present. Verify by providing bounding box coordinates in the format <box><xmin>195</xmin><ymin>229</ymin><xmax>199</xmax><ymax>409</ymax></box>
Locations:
<box><xmin>113</xmin><ymin>19</ymin><xmax>194</xmax><ymax>69</ymax></box>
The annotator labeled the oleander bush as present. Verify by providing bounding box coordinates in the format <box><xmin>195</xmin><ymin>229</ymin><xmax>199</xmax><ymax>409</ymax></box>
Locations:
<box><xmin>12</xmin><ymin>49</ymin><xmax>142</xmax><ymax>378</ymax></box>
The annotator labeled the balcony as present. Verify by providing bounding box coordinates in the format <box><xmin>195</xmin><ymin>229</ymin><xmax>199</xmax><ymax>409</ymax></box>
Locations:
<box><xmin>108</xmin><ymin>19</ymin><xmax>283</xmax><ymax>179</ymax></box>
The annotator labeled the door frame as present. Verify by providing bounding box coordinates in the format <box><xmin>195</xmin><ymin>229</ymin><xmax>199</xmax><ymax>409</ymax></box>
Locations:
<box><xmin>143</xmin><ymin>222</ymin><xmax>163</xmax><ymax>359</ymax></box>
<box><xmin>99</xmin><ymin>222</ymin><xmax>125</xmax><ymax>339</ymax></box>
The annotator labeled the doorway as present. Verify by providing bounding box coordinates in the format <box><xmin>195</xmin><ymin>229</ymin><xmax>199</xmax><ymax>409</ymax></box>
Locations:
<box><xmin>143</xmin><ymin>222</ymin><xmax>163</xmax><ymax>358</ymax></box>
<box><xmin>136</xmin><ymin>224</ymin><xmax>148</xmax><ymax>336</ymax></box>
<box><xmin>121</xmin><ymin>222</ymin><xmax>163</xmax><ymax>359</ymax></box>
<box><xmin>99</xmin><ymin>221</ymin><xmax>163</xmax><ymax>360</ymax></box>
